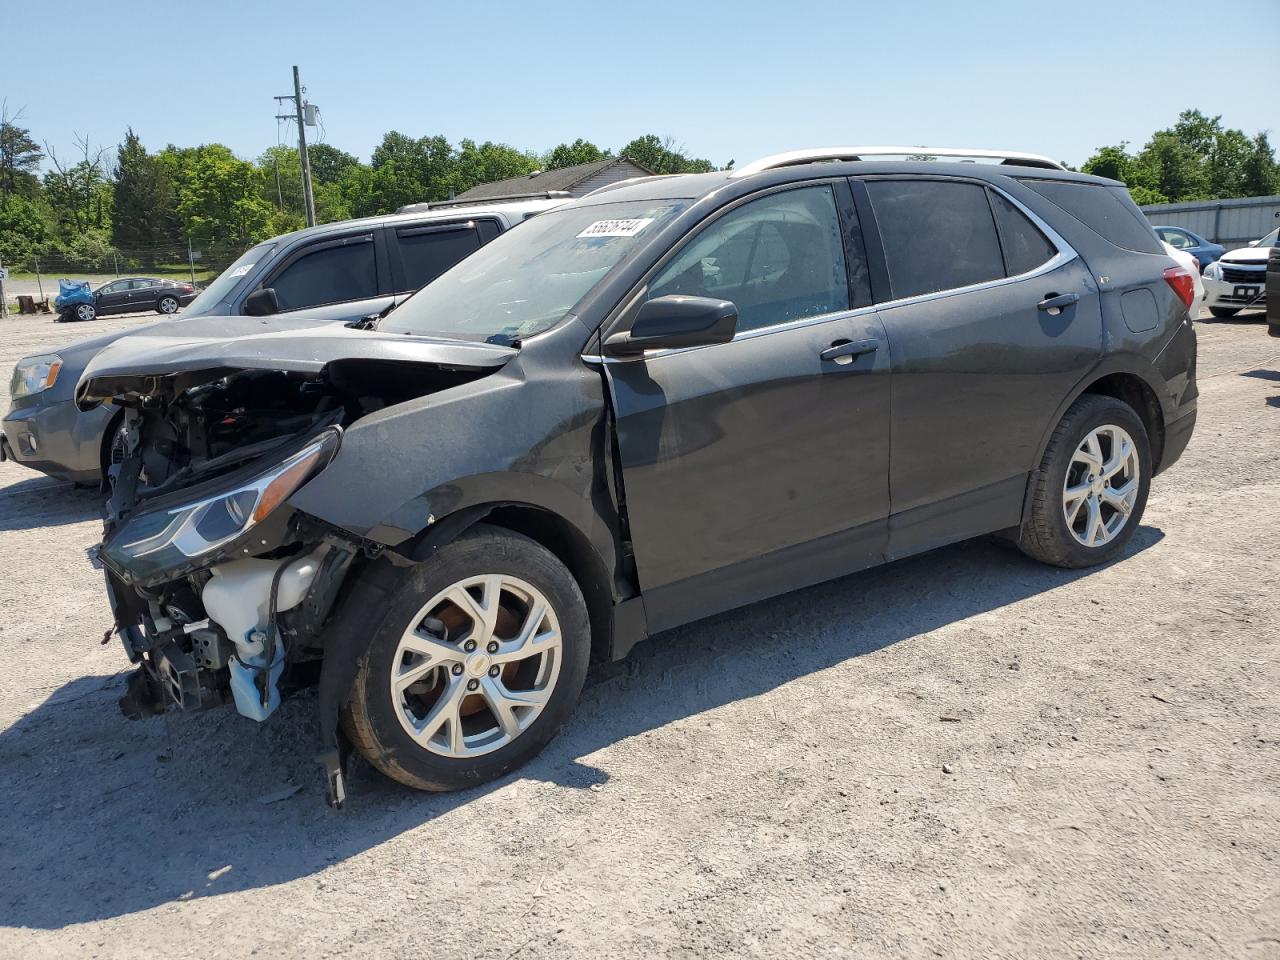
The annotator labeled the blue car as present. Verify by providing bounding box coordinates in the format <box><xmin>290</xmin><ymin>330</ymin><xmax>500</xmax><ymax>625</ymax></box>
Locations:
<box><xmin>1154</xmin><ymin>225</ymin><xmax>1225</xmax><ymax>268</ymax></box>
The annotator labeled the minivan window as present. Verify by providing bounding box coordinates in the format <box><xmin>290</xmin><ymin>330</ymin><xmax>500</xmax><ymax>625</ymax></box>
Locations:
<box><xmin>381</xmin><ymin>200</ymin><xmax>690</xmax><ymax>343</ymax></box>
<box><xmin>1020</xmin><ymin>180</ymin><xmax>1165</xmax><ymax>255</ymax></box>
<box><xmin>396</xmin><ymin>225</ymin><xmax>483</xmax><ymax>291</ymax></box>
<box><xmin>184</xmin><ymin>241</ymin><xmax>277</xmax><ymax>315</ymax></box>
<box><xmin>648</xmin><ymin>185</ymin><xmax>850</xmax><ymax>333</ymax></box>
<box><xmin>989</xmin><ymin>191</ymin><xmax>1058</xmax><ymax>275</ymax></box>
<box><xmin>867</xmin><ymin>180</ymin><xmax>1005</xmax><ymax>299</ymax></box>
<box><xmin>270</xmin><ymin>237</ymin><xmax>378</xmax><ymax>311</ymax></box>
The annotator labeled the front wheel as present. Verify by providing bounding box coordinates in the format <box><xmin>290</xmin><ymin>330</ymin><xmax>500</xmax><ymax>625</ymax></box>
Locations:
<box><xmin>1018</xmin><ymin>394</ymin><xmax>1151</xmax><ymax>569</ymax></box>
<box><xmin>1209</xmin><ymin>306</ymin><xmax>1240</xmax><ymax>319</ymax></box>
<box><xmin>342</xmin><ymin>525</ymin><xmax>591</xmax><ymax>792</ymax></box>
<box><xmin>74</xmin><ymin>303</ymin><xmax>97</xmax><ymax>322</ymax></box>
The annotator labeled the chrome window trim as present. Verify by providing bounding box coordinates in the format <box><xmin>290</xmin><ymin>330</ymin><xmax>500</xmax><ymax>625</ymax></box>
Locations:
<box><xmin>582</xmin><ymin>179</ymin><xmax>1080</xmax><ymax>365</ymax></box>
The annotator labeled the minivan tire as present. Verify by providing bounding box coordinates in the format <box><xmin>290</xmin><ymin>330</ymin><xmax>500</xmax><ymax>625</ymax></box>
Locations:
<box><xmin>342</xmin><ymin>524</ymin><xmax>590</xmax><ymax>792</ymax></box>
<box><xmin>1018</xmin><ymin>394</ymin><xmax>1151</xmax><ymax>569</ymax></box>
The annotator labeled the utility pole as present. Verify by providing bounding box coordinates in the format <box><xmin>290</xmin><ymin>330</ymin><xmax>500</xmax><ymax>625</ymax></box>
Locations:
<box><xmin>276</xmin><ymin>67</ymin><xmax>316</xmax><ymax>227</ymax></box>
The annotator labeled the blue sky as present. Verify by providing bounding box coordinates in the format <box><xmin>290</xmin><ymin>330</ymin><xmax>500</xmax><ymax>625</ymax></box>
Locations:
<box><xmin>7</xmin><ymin>0</ymin><xmax>1278</xmax><ymax>171</ymax></box>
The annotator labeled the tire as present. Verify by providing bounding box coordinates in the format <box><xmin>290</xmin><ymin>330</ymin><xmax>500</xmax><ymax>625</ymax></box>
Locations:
<box><xmin>157</xmin><ymin>295</ymin><xmax>179</xmax><ymax>315</ymax></box>
<box><xmin>1209</xmin><ymin>307</ymin><xmax>1239</xmax><ymax>319</ymax></box>
<box><xmin>1018</xmin><ymin>394</ymin><xmax>1151</xmax><ymax>569</ymax></box>
<box><xmin>74</xmin><ymin>303</ymin><xmax>97</xmax><ymax>322</ymax></box>
<box><xmin>342</xmin><ymin>524</ymin><xmax>591</xmax><ymax>792</ymax></box>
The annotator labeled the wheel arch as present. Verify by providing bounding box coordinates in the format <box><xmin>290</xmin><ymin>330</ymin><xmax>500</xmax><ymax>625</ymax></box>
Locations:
<box><xmin>391</xmin><ymin>500</ymin><xmax>627</xmax><ymax>666</ymax></box>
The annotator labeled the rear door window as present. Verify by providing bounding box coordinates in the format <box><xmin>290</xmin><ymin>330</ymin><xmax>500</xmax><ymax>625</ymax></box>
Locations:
<box><xmin>1020</xmin><ymin>179</ymin><xmax>1165</xmax><ymax>254</ymax></box>
<box><xmin>865</xmin><ymin>180</ymin><xmax>1005</xmax><ymax>299</ymax></box>
<box><xmin>269</xmin><ymin>235</ymin><xmax>378</xmax><ymax>311</ymax></box>
<box><xmin>395</xmin><ymin>224</ymin><xmax>484</xmax><ymax>292</ymax></box>
<box><xmin>989</xmin><ymin>191</ymin><xmax>1058</xmax><ymax>276</ymax></box>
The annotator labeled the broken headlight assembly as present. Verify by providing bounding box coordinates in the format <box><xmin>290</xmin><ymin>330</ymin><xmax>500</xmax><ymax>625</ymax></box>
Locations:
<box><xmin>103</xmin><ymin>427</ymin><xmax>342</xmax><ymax>577</ymax></box>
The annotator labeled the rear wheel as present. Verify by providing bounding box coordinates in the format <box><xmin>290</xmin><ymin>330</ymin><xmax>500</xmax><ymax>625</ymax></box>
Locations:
<box><xmin>342</xmin><ymin>525</ymin><xmax>591</xmax><ymax>792</ymax></box>
<box><xmin>1209</xmin><ymin>306</ymin><xmax>1239</xmax><ymax>319</ymax></box>
<box><xmin>1018</xmin><ymin>394</ymin><xmax>1151</xmax><ymax>569</ymax></box>
<box><xmin>157</xmin><ymin>295</ymin><xmax>179</xmax><ymax>314</ymax></box>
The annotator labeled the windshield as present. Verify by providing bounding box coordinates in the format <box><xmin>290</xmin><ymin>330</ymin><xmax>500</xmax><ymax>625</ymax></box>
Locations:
<box><xmin>183</xmin><ymin>242</ymin><xmax>278</xmax><ymax>315</ymax></box>
<box><xmin>380</xmin><ymin>200</ymin><xmax>690</xmax><ymax>342</ymax></box>
<box><xmin>1256</xmin><ymin>228</ymin><xmax>1279</xmax><ymax>248</ymax></box>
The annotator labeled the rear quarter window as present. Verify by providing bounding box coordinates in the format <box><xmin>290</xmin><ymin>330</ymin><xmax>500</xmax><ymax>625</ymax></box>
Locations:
<box><xmin>1020</xmin><ymin>179</ymin><xmax>1164</xmax><ymax>255</ymax></box>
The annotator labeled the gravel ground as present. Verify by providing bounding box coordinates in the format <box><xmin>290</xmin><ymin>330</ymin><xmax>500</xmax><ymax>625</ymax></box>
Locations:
<box><xmin>0</xmin><ymin>309</ymin><xmax>1277</xmax><ymax>959</ymax></box>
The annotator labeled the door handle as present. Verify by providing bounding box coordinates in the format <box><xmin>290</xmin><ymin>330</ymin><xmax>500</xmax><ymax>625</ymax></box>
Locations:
<box><xmin>820</xmin><ymin>338</ymin><xmax>879</xmax><ymax>363</ymax></box>
<box><xmin>1037</xmin><ymin>292</ymin><xmax>1079</xmax><ymax>315</ymax></box>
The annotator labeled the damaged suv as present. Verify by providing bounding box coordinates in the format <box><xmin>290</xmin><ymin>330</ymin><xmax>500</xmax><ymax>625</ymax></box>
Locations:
<box><xmin>81</xmin><ymin>147</ymin><xmax>1199</xmax><ymax>805</ymax></box>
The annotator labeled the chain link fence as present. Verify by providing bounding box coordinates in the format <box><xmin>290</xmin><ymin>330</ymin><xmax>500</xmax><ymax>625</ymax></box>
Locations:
<box><xmin>1</xmin><ymin>241</ymin><xmax>249</xmax><ymax>315</ymax></box>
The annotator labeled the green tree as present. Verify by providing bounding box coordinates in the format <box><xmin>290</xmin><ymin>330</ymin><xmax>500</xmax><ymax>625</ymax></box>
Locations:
<box><xmin>112</xmin><ymin>128</ymin><xmax>179</xmax><ymax>261</ymax></box>
<box><xmin>1080</xmin><ymin>144</ymin><xmax>1132</xmax><ymax>183</ymax></box>
<box><xmin>176</xmin><ymin>144</ymin><xmax>272</xmax><ymax>245</ymax></box>
<box><xmin>1238</xmin><ymin>133</ymin><xmax>1280</xmax><ymax>198</ymax></box>
<box><xmin>1134</xmin><ymin>130</ymin><xmax>1208</xmax><ymax>202</ymax></box>
<box><xmin>0</xmin><ymin>103</ymin><xmax>43</xmax><ymax>202</ymax></box>
<box><xmin>307</xmin><ymin>143</ymin><xmax>361</xmax><ymax>186</ymax></box>
<box><xmin>43</xmin><ymin>145</ymin><xmax>111</xmax><ymax>236</ymax></box>
<box><xmin>451</xmin><ymin>139</ymin><xmax>539</xmax><ymax>196</ymax></box>
<box><xmin>354</xmin><ymin>131</ymin><xmax>455</xmax><ymax>214</ymax></box>
<box><xmin>619</xmin><ymin>134</ymin><xmax>715</xmax><ymax>174</ymax></box>
<box><xmin>543</xmin><ymin>138</ymin><xmax>610</xmax><ymax>170</ymax></box>
<box><xmin>0</xmin><ymin>194</ymin><xmax>47</xmax><ymax>263</ymax></box>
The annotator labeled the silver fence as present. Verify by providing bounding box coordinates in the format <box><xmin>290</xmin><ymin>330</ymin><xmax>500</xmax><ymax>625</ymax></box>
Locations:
<box><xmin>1139</xmin><ymin>195</ymin><xmax>1280</xmax><ymax>250</ymax></box>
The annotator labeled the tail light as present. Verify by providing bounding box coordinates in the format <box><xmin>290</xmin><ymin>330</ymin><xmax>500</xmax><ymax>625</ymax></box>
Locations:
<box><xmin>1163</xmin><ymin>265</ymin><xmax>1195</xmax><ymax>310</ymax></box>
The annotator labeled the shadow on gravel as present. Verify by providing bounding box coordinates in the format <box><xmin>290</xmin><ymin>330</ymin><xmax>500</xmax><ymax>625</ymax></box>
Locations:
<box><xmin>0</xmin><ymin>474</ymin><xmax>102</xmax><ymax>531</ymax></box>
<box><xmin>0</xmin><ymin>526</ymin><xmax>1163</xmax><ymax>929</ymax></box>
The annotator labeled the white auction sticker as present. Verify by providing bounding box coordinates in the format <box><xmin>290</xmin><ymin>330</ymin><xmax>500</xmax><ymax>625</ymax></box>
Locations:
<box><xmin>229</xmin><ymin>264</ymin><xmax>255</xmax><ymax>277</ymax></box>
<box><xmin>576</xmin><ymin>218</ymin><xmax>654</xmax><ymax>239</ymax></box>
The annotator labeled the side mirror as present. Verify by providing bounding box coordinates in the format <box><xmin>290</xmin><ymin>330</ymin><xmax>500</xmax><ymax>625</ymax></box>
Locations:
<box><xmin>1248</xmin><ymin>239</ymin><xmax>1260</xmax><ymax>247</ymax></box>
<box><xmin>243</xmin><ymin>287</ymin><xmax>280</xmax><ymax>316</ymax></box>
<box><xmin>603</xmin><ymin>295</ymin><xmax>737</xmax><ymax>357</ymax></box>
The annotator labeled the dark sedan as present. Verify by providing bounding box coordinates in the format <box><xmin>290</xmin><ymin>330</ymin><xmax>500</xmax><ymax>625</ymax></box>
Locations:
<box><xmin>75</xmin><ymin>278</ymin><xmax>197</xmax><ymax>321</ymax></box>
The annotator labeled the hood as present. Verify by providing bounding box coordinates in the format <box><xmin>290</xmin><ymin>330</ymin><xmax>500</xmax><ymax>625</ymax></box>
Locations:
<box><xmin>75</xmin><ymin>314</ymin><xmax>516</xmax><ymax>409</ymax></box>
<box><xmin>1219</xmin><ymin>245</ymin><xmax>1271</xmax><ymax>264</ymax></box>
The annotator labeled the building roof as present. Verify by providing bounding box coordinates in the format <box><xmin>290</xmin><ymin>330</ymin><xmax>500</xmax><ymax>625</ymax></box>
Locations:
<box><xmin>450</xmin><ymin>157</ymin><xmax>653</xmax><ymax>203</ymax></box>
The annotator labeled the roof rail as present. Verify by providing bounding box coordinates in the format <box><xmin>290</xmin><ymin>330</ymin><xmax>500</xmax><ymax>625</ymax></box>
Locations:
<box><xmin>730</xmin><ymin>146</ymin><xmax>1065</xmax><ymax>178</ymax></box>
<box><xmin>395</xmin><ymin>191</ymin><xmax>572</xmax><ymax>214</ymax></box>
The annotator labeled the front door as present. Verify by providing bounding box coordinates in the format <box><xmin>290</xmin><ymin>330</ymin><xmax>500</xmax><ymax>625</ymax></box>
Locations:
<box><xmin>95</xmin><ymin>280</ymin><xmax>129</xmax><ymax>314</ymax></box>
<box><xmin>603</xmin><ymin>183</ymin><xmax>892</xmax><ymax>632</ymax></box>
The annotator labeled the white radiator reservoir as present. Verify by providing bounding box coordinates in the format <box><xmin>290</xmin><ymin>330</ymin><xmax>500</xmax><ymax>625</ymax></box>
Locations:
<box><xmin>202</xmin><ymin>548</ymin><xmax>327</xmax><ymax>721</ymax></box>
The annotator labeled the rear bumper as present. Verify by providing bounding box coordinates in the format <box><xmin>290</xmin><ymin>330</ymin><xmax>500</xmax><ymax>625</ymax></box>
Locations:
<box><xmin>1159</xmin><ymin>408</ymin><xmax>1196</xmax><ymax>474</ymax></box>
<box><xmin>1</xmin><ymin>397</ymin><xmax>106</xmax><ymax>483</ymax></box>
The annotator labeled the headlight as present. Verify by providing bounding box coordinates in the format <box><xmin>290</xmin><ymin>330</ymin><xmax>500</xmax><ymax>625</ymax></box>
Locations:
<box><xmin>1202</xmin><ymin>261</ymin><xmax>1221</xmax><ymax>279</ymax></box>
<box><xmin>105</xmin><ymin>428</ymin><xmax>341</xmax><ymax>575</ymax></box>
<box><xmin>10</xmin><ymin>354</ymin><xmax>63</xmax><ymax>400</ymax></box>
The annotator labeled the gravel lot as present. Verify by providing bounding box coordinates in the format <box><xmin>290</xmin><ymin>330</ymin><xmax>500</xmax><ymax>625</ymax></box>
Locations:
<box><xmin>1</xmin><ymin>309</ymin><xmax>1277</xmax><ymax>959</ymax></box>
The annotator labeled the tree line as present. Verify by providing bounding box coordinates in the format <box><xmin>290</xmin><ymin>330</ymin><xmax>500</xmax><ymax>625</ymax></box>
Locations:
<box><xmin>0</xmin><ymin>105</ymin><xmax>719</xmax><ymax>274</ymax></box>
<box><xmin>1079</xmin><ymin>109</ymin><xmax>1279</xmax><ymax>206</ymax></box>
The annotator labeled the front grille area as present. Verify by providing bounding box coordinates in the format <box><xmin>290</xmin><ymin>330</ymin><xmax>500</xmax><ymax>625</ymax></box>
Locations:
<box><xmin>1220</xmin><ymin>264</ymin><xmax>1266</xmax><ymax>284</ymax></box>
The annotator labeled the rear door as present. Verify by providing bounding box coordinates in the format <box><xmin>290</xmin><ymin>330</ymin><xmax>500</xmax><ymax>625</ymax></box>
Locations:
<box><xmin>251</xmin><ymin>230</ymin><xmax>393</xmax><ymax>322</ymax></box>
<box><xmin>855</xmin><ymin>177</ymin><xmax>1102</xmax><ymax>556</ymax></box>
<box><xmin>126</xmin><ymin>278</ymin><xmax>157</xmax><ymax>309</ymax></box>
<box><xmin>602</xmin><ymin>181</ymin><xmax>891</xmax><ymax>631</ymax></box>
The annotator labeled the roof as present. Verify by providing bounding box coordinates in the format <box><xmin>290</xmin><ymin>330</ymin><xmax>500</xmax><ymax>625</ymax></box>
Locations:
<box><xmin>450</xmin><ymin>157</ymin><xmax>654</xmax><ymax>203</ymax></box>
<box><xmin>268</xmin><ymin>197</ymin><xmax>570</xmax><ymax>247</ymax></box>
<box><xmin>574</xmin><ymin>159</ymin><xmax>1111</xmax><ymax>209</ymax></box>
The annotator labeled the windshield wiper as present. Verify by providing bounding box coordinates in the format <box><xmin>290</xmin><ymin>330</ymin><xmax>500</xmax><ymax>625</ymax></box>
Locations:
<box><xmin>347</xmin><ymin>299</ymin><xmax>401</xmax><ymax>331</ymax></box>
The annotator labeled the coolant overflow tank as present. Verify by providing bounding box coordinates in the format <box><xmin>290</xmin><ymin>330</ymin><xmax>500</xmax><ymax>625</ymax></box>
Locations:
<box><xmin>202</xmin><ymin>548</ymin><xmax>327</xmax><ymax>721</ymax></box>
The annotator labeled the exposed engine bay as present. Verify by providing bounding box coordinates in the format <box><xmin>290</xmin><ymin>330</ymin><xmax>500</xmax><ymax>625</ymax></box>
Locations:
<box><xmin>79</xmin><ymin>322</ymin><xmax>516</xmax><ymax>804</ymax></box>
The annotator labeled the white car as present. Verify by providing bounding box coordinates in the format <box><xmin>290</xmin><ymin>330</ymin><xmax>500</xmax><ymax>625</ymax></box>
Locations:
<box><xmin>1201</xmin><ymin>227</ymin><xmax>1276</xmax><ymax>318</ymax></box>
<box><xmin>1163</xmin><ymin>241</ymin><xmax>1205</xmax><ymax>307</ymax></box>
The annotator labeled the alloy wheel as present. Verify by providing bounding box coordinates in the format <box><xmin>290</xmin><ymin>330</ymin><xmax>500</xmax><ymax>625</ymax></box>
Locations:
<box><xmin>76</xmin><ymin>304</ymin><xmax>95</xmax><ymax>321</ymax></box>
<box><xmin>1062</xmin><ymin>424</ymin><xmax>1140</xmax><ymax>547</ymax></box>
<box><xmin>159</xmin><ymin>297</ymin><xmax>178</xmax><ymax>313</ymax></box>
<box><xmin>388</xmin><ymin>574</ymin><xmax>562</xmax><ymax>758</ymax></box>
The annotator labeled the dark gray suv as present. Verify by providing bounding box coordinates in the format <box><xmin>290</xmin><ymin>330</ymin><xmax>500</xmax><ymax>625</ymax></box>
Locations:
<box><xmin>78</xmin><ymin>147</ymin><xmax>1198</xmax><ymax>805</ymax></box>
